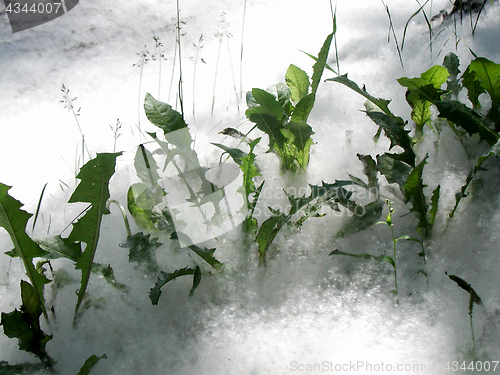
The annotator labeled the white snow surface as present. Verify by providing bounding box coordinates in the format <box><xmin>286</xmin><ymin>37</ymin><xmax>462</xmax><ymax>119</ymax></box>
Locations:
<box><xmin>1</xmin><ymin>0</ymin><xmax>500</xmax><ymax>374</ymax></box>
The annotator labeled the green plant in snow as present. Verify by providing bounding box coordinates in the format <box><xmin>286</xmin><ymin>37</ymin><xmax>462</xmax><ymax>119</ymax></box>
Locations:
<box><xmin>121</xmin><ymin>93</ymin><xmax>226</xmax><ymax>304</ymax></box>
<box><xmin>326</xmin><ymin>53</ymin><xmax>500</xmax><ymax>238</ymax></box>
<box><xmin>255</xmin><ymin>180</ymin><xmax>360</xmax><ymax>266</ymax></box>
<box><xmin>64</xmin><ymin>152</ymin><xmax>122</xmax><ymax>324</ymax></box>
<box><xmin>0</xmin><ymin>281</ymin><xmax>55</xmax><ymax>370</ymax></box>
<box><xmin>0</xmin><ymin>280</ymin><xmax>106</xmax><ymax>374</ymax></box>
<box><xmin>245</xmin><ymin>32</ymin><xmax>334</xmax><ymax>171</ymax></box>
<box><xmin>212</xmin><ymin>137</ymin><xmax>263</xmax><ymax>236</ymax></box>
<box><xmin>0</xmin><ymin>183</ymin><xmax>51</xmax><ymax>319</ymax></box>
<box><xmin>446</xmin><ymin>272</ymin><xmax>483</xmax><ymax>357</ymax></box>
<box><xmin>331</xmin><ymin>200</ymin><xmax>419</xmax><ymax>304</ymax></box>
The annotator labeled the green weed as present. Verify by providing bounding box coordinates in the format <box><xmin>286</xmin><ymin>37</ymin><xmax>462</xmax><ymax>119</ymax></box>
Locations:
<box><xmin>245</xmin><ymin>33</ymin><xmax>333</xmax><ymax>172</ymax></box>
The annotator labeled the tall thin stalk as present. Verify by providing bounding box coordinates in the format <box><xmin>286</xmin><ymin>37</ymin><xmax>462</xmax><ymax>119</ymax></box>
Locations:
<box><xmin>60</xmin><ymin>84</ymin><xmax>91</xmax><ymax>163</ymax></box>
<box><xmin>240</xmin><ymin>0</ymin><xmax>247</xmax><ymax>100</ymax></box>
<box><xmin>381</xmin><ymin>0</ymin><xmax>404</xmax><ymax>69</ymax></box>
<box><xmin>176</xmin><ymin>0</ymin><xmax>185</xmax><ymax>118</ymax></box>
<box><xmin>153</xmin><ymin>35</ymin><xmax>166</xmax><ymax>100</ymax></box>
<box><xmin>330</xmin><ymin>0</ymin><xmax>340</xmax><ymax>74</ymax></box>
<box><xmin>192</xmin><ymin>34</ymin><xmax>205</xmax><ymax>121</ymax></box>
<box><xmin>133</xmin><ymin>47</ymin><xmax>150</xmax><ymax>141</ymax></box>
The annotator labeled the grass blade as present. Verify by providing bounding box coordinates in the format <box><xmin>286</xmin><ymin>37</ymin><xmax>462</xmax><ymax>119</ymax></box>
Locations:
<box><xmin>31</xmin><ymin>183</ymin><xmax>48</xmax><ymax>233</ymax></box>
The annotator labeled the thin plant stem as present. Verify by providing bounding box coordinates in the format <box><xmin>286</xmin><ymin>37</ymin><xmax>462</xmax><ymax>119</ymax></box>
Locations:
<box><xmin>240</xmin><ymin>0</ymin><xmax>247</xmax><ymax>100</ymax></box>
<box><xmin>226</xmin><ymin>34</ymin><xmax>240</xmax><ymax>113</ymax></box>
<box><xmin>176</xmin><ymin>0</ymin><xmax>184</xmax><ymax>118</ymax></box>
<box><xmin>168</xmin><ymin>36</ymin><xmax>177</xmax><ymax>104</ymax></box>
<box><xmin>153</xmin><ymin>36</ymin><xmax>165</xmax><ymax>99</ymax></box>
<box><xmin>389</xmin><ymin>216</ymin><xmax>399</xmax><ymax>305</ymax></box>
<box><xmin>211</xmin><ymin>34</ymin><xmax>223</xmax><ymax>119</ymax></box>
<box><xmin>330</xmin><ymin>0</ymin><xmax>340</xmax><ymax>74</ymax></box>
<box><xmin>192</xmin><ymin>34</ymin><xmax>204</xmax><ymax>121</ymax></box>
<box><xmin>133</xmin><ymin>48</ymin><xmax>150</xmax><ymax>142</ymax></box>
<box><xmin>107</xmin><ymin>199</ymin><xmax>132</xmax><ymax>237</ymax></box>
<box><xmin>109</xmin><ymin>118</ymin><xmax>122</xmax><ymax>153</ymax></box>
<box><xmin>61</xmin><ymin>84</ymin><xmax>91</xmax><ymax>163</ymax></box>
<box><xmin>381</xmin><ymin>0</ymin><xmax>404</xmax><ymax>69</ymax></box>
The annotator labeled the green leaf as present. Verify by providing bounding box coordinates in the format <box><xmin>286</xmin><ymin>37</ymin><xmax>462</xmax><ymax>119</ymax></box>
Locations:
<box><xmin>255</xmin><ymin>213</ymin><xmax>285</xmax><ymax>261</ymax></box>
<box><xmin>211</xmin><ymin>143</ymin><xmax>247</xmax><ymax>166</ymax></box>
<box><xmin>429</xmin><ymin>185</ymin><xmax>441</xmax><ymax>227</ymax></box>
<box><xmin>291</xmin><ymin>93</ymin><xmax>315</xmax><ymax>123</ymax></box>
<box><xmin>383</xmin><ymin>255</ymin><xmax>396</xmax><ymax>268</ymax></box>
<box><xmin>462</xmin><ymin>68</ymin><xmax>485</xmax><ymax>109</ymax></box>
<box><xmin>311</xmin><ymin>32</ymin><xmax>333</xmax><ymax>96</ymax></box>
<box><xmin>443</xmin><ymin>53</ymin><xmax>462</xmax><ymax>99</ymax></box>
<box><xmin>0</xmin><ymin>183</ymin><xmax>50</xmax><ymax>316</ymax></box>
<box><xmin>149</xmin><ymin>267</ymin><xmax>198</xmax><ymax>305</ymax></box>
<box><xmin>365</xmin><ymin>111</ymin><xmax>415</xmax><ymax>167</ymax></box>
<box><xmin>448</xmin><ymin>152</ymin><xmax>494</xmax><ymax>220</ymax></box>
<box><xmin>238</xmin><ymin>138</ymin><xmax>262</xmax><ymax>215</ymax></box>
<box><xmin>335</xmin><ymin>200</ymin><xmax>385</xmax><ymax>238</ymax></box>
<box><xmin>329</xmin><ymin>249</ymin><xmax>385</xmax><ymax>261</ymax></box>
<box><xmin>127</xmin><ymin>183</ymin><xmax>163</xmax><ymax>231</ymax></box>
<box><xmin>446</xmin><ymin>272</ymin><xmax>482</xmax><ymax>306</ymax></box>
<box><xmin>267</xmin><ymin>83</ymin><xmax>293</xmax><ymax>112</ymax></box>
<box><xmin>189</xmin><ymin>266</ymin><xmax>202</xmax><ymax>297</ymax></box>
<box><xmin>402</xmin><ymin>156</ymin><xmax>430</xmax><ymax>235</ymax></box>
<box><xmin>376</xmin><ymin>154</ymin><xmax>412</xmax><ymax>186</ymax></box>
<box><xmin>398</xmin><ymin>65</ymin><xmax>449</xmax><ymax>139</ymax></box>
<box><xmin>465</xmin><ymin>57</ymin><xmax>500</xmax><ymax>129</ymax></box>
<box><xmin>247</xmin><ymin>88</ymin><xmax>284</xmax><ymax>120</ymax></box>
<box><xmin>76</xmin><ymin>354</ymin><xmax>107</xmax><ymax>375</ymax></box>
<box><xmin>357</xmin><ymin>154</ymin><xmax>379</xmax><ymax>189</ymax></box>
<box><xmin>144</xmin><ymin>93</ymin><xmax>187</xmax><ymax>133</ymax></box>
<box><xmin>246</xmin><ymin>113</ymin><xmax>286</xmax><ymax>150</ymax></box>
<box><xmin>67</xmin><ymin>153</ymin><xmax>122</xmax><ymax>317</ymax></box>
<box><xmin>134</xmin><ymin>144</ymin><xmax>161</xmax><ymax>187</ymax></box>
<box><xmin>188</xmin><ymin>244</ymin><xmax>223</xmax><ymax>272</ymax></box>
<box><xmin>121</xmin><ymin>232</ymin><xmax>161</xmax><ymax>273</ymax></box>
<box><xmin>20</xmin><ymin>280</ymin><xmax>42</xmax><ymax>320</ymax></box>
<box><xmin>90</xmin><ymin>263</ymin><xmax>129</xmax><ymax>293</ymax></box>
<box><xmin>434</xmin><ymin>100</ymin><xmax>499</xmax><ymax>145</ymax></box>
<box><xmin>327</xmin><ymin>74</ymin><xmax>394</xmax><ymax>117</ymax></box>
<box><xmin>285</xmin><ymin>64</ymin><xmax>310</xmax><ymax>103</ymax></box>
<box><xmin>0</xmin><ymin>281</ymin><xmax>54</xmax><ymax>369</ymax></box>
<box><xmin>286</xmin><ymin>121</ymin><xmax>314</xmax><ymax>151</ymax></box>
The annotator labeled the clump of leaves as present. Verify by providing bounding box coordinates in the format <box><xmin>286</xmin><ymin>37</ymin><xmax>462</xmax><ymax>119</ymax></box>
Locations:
<box><xmin>120</xmin><ymin>232</ymin><xmax>161</xmax><ymax>274</ymax></box>
<box><xmin>327</xmin><ymin>53</ymin><xmax>500</xmax><ymax>239</ymax></box>
<box><xmin>124</xmin><ymin>93</ymin><xmax>227</xmax><ymax>304</ymax></box>
<box><xmin>245</xmin><ymin>32</ymin><xmax>334</xmax><ymax>171</ymax></box>
<box><xmin>0</xmin><ymin>281</ymin><xmax>54</xmax><ymax>370</ymax></box>
<box><xmin>0</xmin><ymin>280</ymin><xmax>107</xmax><ymax>374</ymax></box>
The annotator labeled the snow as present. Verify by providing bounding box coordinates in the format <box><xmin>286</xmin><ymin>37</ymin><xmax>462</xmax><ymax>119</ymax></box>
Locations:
<box><xmin>1</xmin><ymin>0</ymin><xmax>500</xmax><ymax>374</ymax></box>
